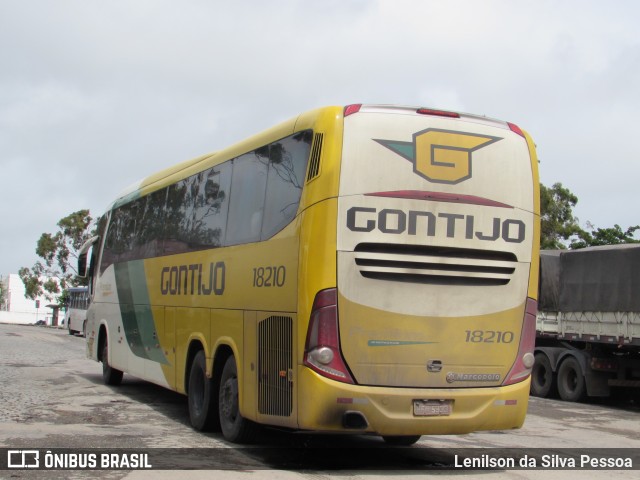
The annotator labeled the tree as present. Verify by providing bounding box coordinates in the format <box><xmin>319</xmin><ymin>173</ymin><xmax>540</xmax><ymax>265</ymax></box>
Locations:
<box><xmin>19</xmin><ymin>210</ymin><xmax>93</xmax><ymax>303</ymax></box>
<box><xmin>570</xmin><ymin>224</ymin><xmax>640</xmax><ymax>249</ymax></box>
<box><xmin>540</xmin><ymin>182</ymin><xmax>640</xmax><ymax>250</ymax></box>
<box><xmin>540</xmin><ymin>183</ymin><xmax>585</xmax><ymax>249</ymax></box>
<box><xmin>0</xmin><ymin>278</ymin><xmax>7</xmax><ymax>310</ymax></box>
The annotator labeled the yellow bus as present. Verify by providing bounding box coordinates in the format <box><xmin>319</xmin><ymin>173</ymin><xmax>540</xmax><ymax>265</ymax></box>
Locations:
<box><xmin>79</xmin><ymin>104</ymin><xmax>540</xmax><ymax>445</ymax></box>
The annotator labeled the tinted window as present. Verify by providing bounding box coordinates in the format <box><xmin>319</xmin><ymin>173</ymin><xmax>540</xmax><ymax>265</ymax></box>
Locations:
<box><xmin>193</xmin><ymin>163</ymin><xmax>231</xmax><ymax>248</ymax></box>
<box><xmin>135</xmin><ymin>189</ymin><xmax>166</xmax><ymax>259</ymax></box>
<box><xmin>163</xmin><ymin>164</ymin><xmax>232</xmax><ymax>254</ymax></box>
<box><xmin>261</xmin><ymin>131</ymin><xmax>312</xmax><ymax>239</ymax></box>
<box><xmin>164</xmin><ymin>180</ymin><xmax>188</xmax><ymax>255</ymax></box>
<box><xmin>102</xmin><ymin>193</ymin><xmax>164</xmax><ymax>269</ymax></box>
<box><xmin>225</xmin><ymin>152</ymin><xmax>268</xmax><ymax>246</ymax></box>
<box><xmin>99</xmin><ymin>130</ymin><xmax>312</xmax><ymax>268</ymax></box>
<box><xmin>102</xmin><ymin>198</ymin><xmax>143</xmax><ymax>266</ymax></box>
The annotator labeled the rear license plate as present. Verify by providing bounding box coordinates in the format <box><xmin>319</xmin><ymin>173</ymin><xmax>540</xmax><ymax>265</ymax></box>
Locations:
<box><xmin>413</xmin><ymin>399</ymin><xmax>452</xmax><ymax>416</ymax></box>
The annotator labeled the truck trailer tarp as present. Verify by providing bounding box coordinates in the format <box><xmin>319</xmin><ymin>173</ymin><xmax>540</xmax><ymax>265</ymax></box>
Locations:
<box><xmin>539</xmin><ymin>244</ymin><xmax>640</xmax><ymax>312</ymax></box>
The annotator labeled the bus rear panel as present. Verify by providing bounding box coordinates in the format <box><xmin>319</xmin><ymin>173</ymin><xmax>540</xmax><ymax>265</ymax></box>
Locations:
<box><xmin>298</xmin><ymin>105</ymin><xmax>539</xmax><ymax>436</ymax></box>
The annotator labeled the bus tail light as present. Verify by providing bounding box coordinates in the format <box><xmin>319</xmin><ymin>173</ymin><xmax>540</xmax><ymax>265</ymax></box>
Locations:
<box><xmin>508</xmin><ymin>122</ymin><xmax>525</xmax><ymax>138</ymax></box>
<box><xmin>344</xmin><ymin>104</ymin><xmax>362</xmax><ymax>117</ymax></box>
<box><xmin>502</xmin><ymin>298</ymin><xmax>537</xmax><ymax>386</ymax></box>
<box><xmin>416</xmin><ymin>108</ymin><xmax>460</xmax><ymax>118</ymax></box>
<box><xmin>304</xmin><ymin>288</ymin><xmax>355</xmax><ymax>384</ymax></box>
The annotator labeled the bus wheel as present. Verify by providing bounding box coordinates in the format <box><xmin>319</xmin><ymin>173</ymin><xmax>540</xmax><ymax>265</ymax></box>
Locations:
<box><xmin>382</xmin><ymin>435</ymin><xmax>421</xmax><ymax>446</ymax></box>
<box><xmin>102</xmin><ymin>337</ymin><xmax>123</xmax><ymax>386</ymax></box>
<box><xmin>531</xmin><ymin>353</ymin><xmax>556</xmax><ymax>398</ymax></box>
<box><xmin>82</xmin><ymin>321</ymin><xmax>87</xmax><ymax>338</ymax></box>
<box><xmin>188</xmin><ymin>350</ymin><xmax>218</xmax><ymax>431</ymax></box>
<box><xmin>219</xmin><ymin>356</ymin><xmax>258</xmax><ymax>443</ymax></box>
<box><xmin>557</xmin><ymin>356</ymin><xmax>586</xmax><ymax>402</ymax></box>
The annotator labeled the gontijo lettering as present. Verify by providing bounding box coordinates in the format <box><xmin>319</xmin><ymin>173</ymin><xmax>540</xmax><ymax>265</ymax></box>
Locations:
<box><xmin>346</xmin><ymin>206</ymin><xmax>525</xmax><ymax>243</ymax></box>
<box><xmin>160</xmin><ymin>262</ymin><xmax>225</xmax><ymax>296</ymax></box>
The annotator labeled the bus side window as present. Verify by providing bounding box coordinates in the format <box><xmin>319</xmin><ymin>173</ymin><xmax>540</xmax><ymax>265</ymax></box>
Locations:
<box><xmin>188</xmin><ymin>163</ymin><xmax>231</xmax><ymax>249</ymax></box>
<box><xmin>261</xmin><ymin>131</ymin><xmax>312</xmax><ymax>240</ymax></box>
<box><xmin>135</xmin><ymin>188</ymin><xmax>167</xmax><ymax>259</ymax></box>
<box><xmin>225</xmin><ymin>152</ymin><xmax>268</xmax><ymax>246</ymax></box>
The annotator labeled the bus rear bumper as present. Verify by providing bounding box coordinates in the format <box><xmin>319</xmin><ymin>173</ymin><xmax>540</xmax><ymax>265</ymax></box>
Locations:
<box><xmin>296</xmin><ymin>366</ymin><xmax>530</xmax><ymax>436</ymax></box>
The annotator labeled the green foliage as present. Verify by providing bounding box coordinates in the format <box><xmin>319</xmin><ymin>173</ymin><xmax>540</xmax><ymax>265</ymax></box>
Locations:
<box><xmin>540</xmin><ymin>182</ymin><xmax>639</xmax><ymax>250</ymax></box>
<box><xmin>0</xmin><ymin>278</ymin><xmax>7</xmax><ymax>309</ymax></box>
<box><xmin>540</xmin><ymin>183</ymin><xmax>584</xmax><ymax>249</ymax></box>
<box><xmin>570</xmin><ymin>224</ymin><xmax>640</xmax><ymax>249</ymax></box>
<box><xmin>20</xmin><ymin>210</ymin><xmax>93</xmax><ymax>303</ymax></box>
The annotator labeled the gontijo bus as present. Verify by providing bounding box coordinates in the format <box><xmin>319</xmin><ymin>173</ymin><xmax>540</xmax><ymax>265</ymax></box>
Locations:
<box><xmin>78</xmin><ymin>104</ymin><xmax>540</xmax><ymax>445</ymax></box>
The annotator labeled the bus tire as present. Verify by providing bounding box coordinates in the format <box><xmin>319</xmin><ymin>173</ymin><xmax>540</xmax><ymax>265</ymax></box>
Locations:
<box><xmin>557</xmin><ymin>356</ymin><xmax>586</xmax><ymax>402</ymax></box>
<box><xmin>82</xmin><ymin>320</ymin><xmax>87</xmax><ymax>338</ymax></box>
<box><xmin>219</xmin><ymin>356</ymin><xmax>258</xmax><ymax>443</ymax></box>
<box><xmin>188</xmin><ymin>350</ymin><xmax>218</xmax><ymax>431</ymax></box>
<box><xmin>102</xmin><ymin>337</ymin><xmax>123</xmax><ymax>386</ymax></box>
<box><xmin>383</xmin><ymin>435</ymin><xmax>421</xmax><ymax>446</ymax></box>
<box><xmin>531</xmin><ymin>352</ymin><xmax>556</xmax><ymax>398</ymax></box>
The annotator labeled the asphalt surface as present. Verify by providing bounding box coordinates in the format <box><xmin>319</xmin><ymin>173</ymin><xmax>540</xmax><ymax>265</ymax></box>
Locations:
<box><xmin>1</xmin><ymin>322</ymin><xmax>639</xmax><ymax>480</ymax></box>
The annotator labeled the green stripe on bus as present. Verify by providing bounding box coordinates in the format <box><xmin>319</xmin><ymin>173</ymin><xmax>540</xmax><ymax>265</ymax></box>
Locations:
<box><xmin>115</xmin><ymin>261</ymin><xmax>169</xmax><ymax>365</ymax></box>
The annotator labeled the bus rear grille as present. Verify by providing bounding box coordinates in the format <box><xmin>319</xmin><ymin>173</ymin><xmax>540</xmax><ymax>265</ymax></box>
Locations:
<box><xmin>306</xmin><ymin>133</ymin><xmax>323</xmax><ymax>182</ymax></box>
<box><xmin>353</xmin><ymin>243</ymin><xmax>517</xmax><ymax>286</ymax></box>
<box><xmin>258</xmin><ymin>316</ymin><xmax>293</xmax><ymax>417</ymax></box>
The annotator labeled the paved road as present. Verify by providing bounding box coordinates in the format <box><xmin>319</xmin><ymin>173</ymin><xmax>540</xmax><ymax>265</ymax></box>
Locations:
<box><xmin>0</xmin><ymin>323</ymin><xmax>638</xmax><ymax>479</ymax></box>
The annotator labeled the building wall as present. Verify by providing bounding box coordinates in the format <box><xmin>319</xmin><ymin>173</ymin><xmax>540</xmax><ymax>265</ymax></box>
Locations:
<box><xmin>0</xmin><ymin>274</ymin><xmax>61</xmax><ymax>325</ymax></box>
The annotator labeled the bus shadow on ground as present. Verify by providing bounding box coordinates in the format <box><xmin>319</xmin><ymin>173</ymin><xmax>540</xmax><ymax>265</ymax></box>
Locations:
<box><xmin>81</xmin><ymin>373</ymin><xmax>193</xmax><ymax>428</ymax></box>
<box><xmin>79</xmin><ymin>372</ymin><xmax>640</xmax><ymax>471</ymax></box>
<box><xmin>79</xmin><ymin>372</ymin><xmax>475</xmax><ymax>471</ymax></box>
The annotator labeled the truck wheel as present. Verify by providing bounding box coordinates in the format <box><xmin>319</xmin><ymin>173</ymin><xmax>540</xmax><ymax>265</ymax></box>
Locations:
<box><xmin>102</xmin><ymin>337</ymin><xmax>123</xmax><ymax>386</ymax></box>
<box><xmin>218</xmin><ymin>356</ymin><xmax>258</xmax><ymax>443</ymax></box>
<box><xmin>531</xmin><ymin>353</ymin><xmax>556</xmax><ymax>398</ymax></box>
<box><xmin>188</xmin><ymin>350</ymin><xmax>219</xmax><ymax>431</ymax></box>
<box><xmin>557</xmin><ymin>357</ymin><xmax>586</xmax><ymax>402</ymax></box>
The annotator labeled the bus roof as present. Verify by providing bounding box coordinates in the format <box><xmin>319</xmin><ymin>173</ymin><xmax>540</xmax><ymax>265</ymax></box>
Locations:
<box><xmin>107</xmin><ymin>104</ymin><xmax>524</xmax><ymax>211</ymax></box>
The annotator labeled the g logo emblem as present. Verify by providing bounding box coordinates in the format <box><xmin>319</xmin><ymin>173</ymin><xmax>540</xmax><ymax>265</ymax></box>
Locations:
<box><xmin>375</xmin><ymin>129</ymin><xmax>501</xmax><ymax>184</ymax></box>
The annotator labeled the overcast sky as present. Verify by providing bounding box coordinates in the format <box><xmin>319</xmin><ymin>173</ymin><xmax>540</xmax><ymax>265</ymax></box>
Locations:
<box><xmin>1</xmin><ymin>0</ymin><xmax>639</xmax><ymax>276</ymax></box>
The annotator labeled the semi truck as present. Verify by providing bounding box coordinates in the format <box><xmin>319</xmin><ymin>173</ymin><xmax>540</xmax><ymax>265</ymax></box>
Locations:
<box><xmin>532</xmin><ymin>244</ymin><xmax>640</xmax><ymax>401</ymax></box>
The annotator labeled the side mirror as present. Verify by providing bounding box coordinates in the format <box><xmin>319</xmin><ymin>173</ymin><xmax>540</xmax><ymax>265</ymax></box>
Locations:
<box><xmin>77</xmin><ymin>236</ymin><xmax>99</xmax><ymax>278</ymax></box>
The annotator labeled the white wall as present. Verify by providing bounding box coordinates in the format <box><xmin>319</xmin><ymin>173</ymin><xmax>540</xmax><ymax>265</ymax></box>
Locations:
<box><xmin>0</xmin><ymin>310</ymin><xmax>44</xmax><ymax>324</ymax></box>
<box><xmin>0</xmin><ymin>274</ymin><xmax>61</xmax><ymax>325</ymax></box>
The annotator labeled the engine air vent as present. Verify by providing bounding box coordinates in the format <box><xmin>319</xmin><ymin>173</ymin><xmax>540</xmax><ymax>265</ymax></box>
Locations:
<box><xmin>306</xmin><ymin>133</ymin><xmax>323</xmax><ymax>182</ymax></box>
<box><xmin>353</xmin><ymin>243</ymin><xmax>517</xmax><ymax>286</ymax></box>
<box><xmin>258</xmin><ymin>316</ymin><xmax>293</xmax><ymax>417</ymax></box>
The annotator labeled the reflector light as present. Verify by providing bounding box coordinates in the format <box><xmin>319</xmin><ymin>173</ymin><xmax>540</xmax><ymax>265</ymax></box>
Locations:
<box><xmin>416</xmin><ymin>108</ymin><xmax>460</xmax><ymax>118</ymax></box>
<box><xmin>591</xmin><ymin>358</ymin><xmax>617</xmax><ymax>371</ymax></box>
<box><xmin>508</xmin><ymin>122</ymin><xmax>525</xmax><ymax>138</ymax></box>
<box><xmin>344</xmin><ymin>104</ymin><xmax>362</xmax><ymax>117</ymax></box>
<box><xmin>304</xmin><ymin>288</ymin><xmax>355</xmax><ymax>384</ymax></box>
<box><xmin>503</xmin><ymin>298</ymin><xmax>537</xmax><ymax>386</ymax></box>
